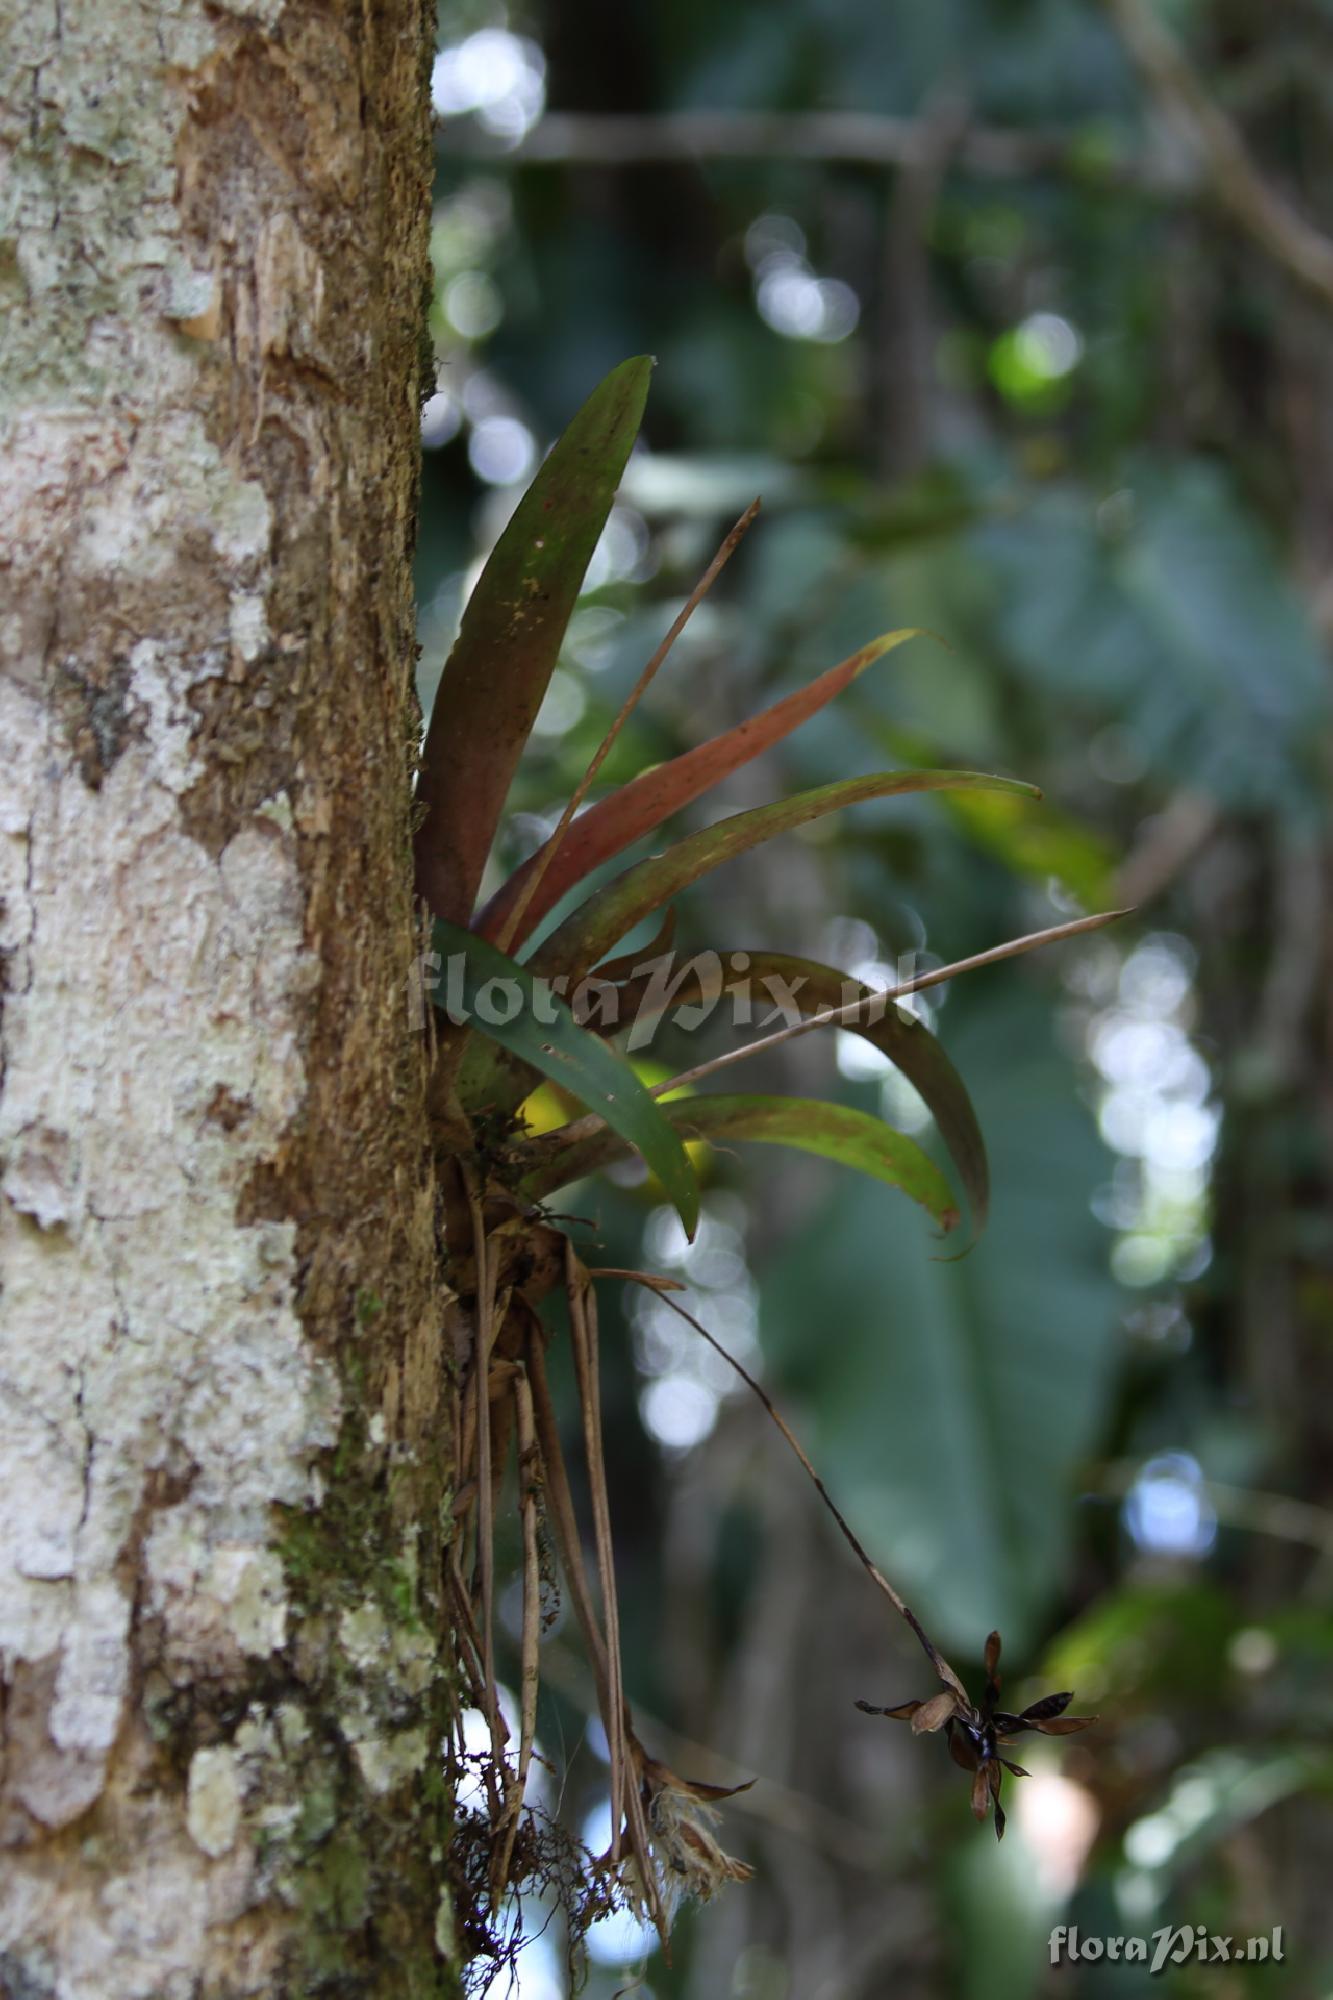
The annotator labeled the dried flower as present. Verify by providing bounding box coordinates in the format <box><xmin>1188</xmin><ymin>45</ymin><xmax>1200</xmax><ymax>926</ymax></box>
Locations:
<box><xmin>857</xmin><ymin>1629</ymin><xmax>1097</xmax><ymax>1839</ymax></box>
<box><xmin>634</xmin><ymin>1752</ymin><xmax>753</xmax><ymax>1922</ymax></box>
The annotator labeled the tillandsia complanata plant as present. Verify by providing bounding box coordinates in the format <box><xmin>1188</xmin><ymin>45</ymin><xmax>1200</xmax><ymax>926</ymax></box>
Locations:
<box><xmin>414</xmin><ymin>356</ymin><xmax>1118</xmax><ymax>1967</ymax></box>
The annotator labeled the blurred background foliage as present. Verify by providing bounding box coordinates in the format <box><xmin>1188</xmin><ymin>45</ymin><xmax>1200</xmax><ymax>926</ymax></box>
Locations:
<box><xmin>421</xmin><ymin>0</ymin><xmax>1333</xmax><ymax>1992</ymax></box>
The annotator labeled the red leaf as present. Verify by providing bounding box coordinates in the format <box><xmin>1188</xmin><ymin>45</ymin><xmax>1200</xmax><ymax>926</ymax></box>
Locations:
<box><xmin>476</xmin><ymin>629</ymin><xmax>922</xmax><ymax>947</ymax></box>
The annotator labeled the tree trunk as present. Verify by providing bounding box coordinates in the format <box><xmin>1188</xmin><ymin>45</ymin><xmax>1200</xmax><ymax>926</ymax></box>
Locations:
<box><xmin>0</xmin><ymin>1</ymin><xmax>460</xmax><ymax>1992</ymax></box>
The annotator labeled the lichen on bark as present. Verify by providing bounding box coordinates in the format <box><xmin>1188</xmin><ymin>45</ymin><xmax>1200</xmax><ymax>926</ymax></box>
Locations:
<box><xmin>0</xmin><ymin>0</ymin><xmax>458</xmax><ymax>1991</ymax></box>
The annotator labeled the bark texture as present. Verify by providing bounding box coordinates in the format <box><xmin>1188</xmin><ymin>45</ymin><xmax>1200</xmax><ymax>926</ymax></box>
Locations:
<box><xmin>0</xmin><ymin>0</ymin><xmax>457</xmax><ymax>1992</ymax></box>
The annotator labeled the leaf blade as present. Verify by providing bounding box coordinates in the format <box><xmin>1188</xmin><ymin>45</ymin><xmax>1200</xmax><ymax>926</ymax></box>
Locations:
<box><xmin>431</xmin><ymin>917</ymin><xmax>699</xmax><ymax>1238</ymax></box>
<box><xmin>615</xmin><ymin>949</ymin><xmax>989</xmax><ymax>1237</ymax></box>
<box><xmin>758</xmin><ymin>986</ymin><xmax>1124</xmax><ymax>1654</ymax></box>
<box><xmin>477</xmin><ymin>629</ymin><xmax>923</xmax><ymax>948</ymax></box>
<box><xmin>415</xmin><ymin>356</ymin><xmax>653</xmax><ymax>923</ymax></box>
<box><xmin>532</xmin><ymin>768</ymin><xmax>1040</xmax><ymax>983</ymax></box>
<box><xmin>521</xmin><ymin>1092</ymin><xmax>960</xmax><ymax>1233</ymax></box>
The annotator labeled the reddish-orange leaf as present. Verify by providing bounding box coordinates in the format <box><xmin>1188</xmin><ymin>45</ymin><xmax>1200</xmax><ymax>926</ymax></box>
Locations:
<box><xmin>475</xmin><ymin>629</ymin><xmax>922</xmax><ymax>947</ymax></box>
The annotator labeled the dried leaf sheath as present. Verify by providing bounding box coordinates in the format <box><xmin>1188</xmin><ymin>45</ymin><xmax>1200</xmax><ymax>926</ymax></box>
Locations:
<box><xmin>491</xmin><ymin>1366</ymin><xmax>542</xmax><ymax>1893</ymax></box>
<box><xmin>565</xmin><ymin>1245</ymin><xmax>628</xmax><ymax>1864</ymax></box>
<box><xmin>464</xmin><ymin>1168</ymin><xmax>510</xmax><ymax>1853</ymax></box>
<box><xmin>524</xmin><ymin>1305</ymin><xmax>670</xmax><ymax>1942</ymax></box>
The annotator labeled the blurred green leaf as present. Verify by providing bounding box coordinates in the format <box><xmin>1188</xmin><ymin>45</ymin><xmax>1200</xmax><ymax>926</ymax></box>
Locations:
<box><xmin>1044</xmin><ymin>1579</ymin><xmax>1238</xmax><ymax>1710</ymax></box>
<box><xmin>760</xmin><ymin>984</ymin><xmax>1121</xmax><ymax>1654</ymax></box>
<box><xmin>944</xmin><ymin>1815</ymin><xmax>1060</xmax><ymax>2000</ymax></box>
<box><xmin>854</xmin><ymin>711</ymin><xmax>1118</xmax><ymax>907</ymax></box>
<box><xmin>943</xmin><ymin>789</ymin><xmax>1117</xmax><ymax>909</ymax></box>
<box><xmin>971</xmin><ymin>461</ymin><xmax>1328</xmax><ymax>812</ymax></box>
<box><xmin>1119</xmin><ymin>1746</ymin><xmax>1333</xmax><ymax>1904</ymax></box>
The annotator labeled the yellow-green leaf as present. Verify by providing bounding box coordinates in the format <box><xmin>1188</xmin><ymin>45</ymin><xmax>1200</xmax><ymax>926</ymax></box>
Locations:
<box><xmin>618</xmin><ymin>950</ymin><xmax>989</xmax><ymax>1237</ymax></box>
<box><xmin>521</xmin><ymin>1092</ymin><xmax>959</xmax><ymax>1234</ymax></box>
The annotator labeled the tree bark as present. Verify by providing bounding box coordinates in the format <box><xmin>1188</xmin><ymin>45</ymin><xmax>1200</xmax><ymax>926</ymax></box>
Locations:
<box><xmin>0</xmin><ymin>1</ymin><xmax>459</xmax><ymax>1992</ymax></box>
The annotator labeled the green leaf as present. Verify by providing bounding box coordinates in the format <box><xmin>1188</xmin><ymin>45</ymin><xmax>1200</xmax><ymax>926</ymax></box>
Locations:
<box><xmin>532</xmin><ymin>768</ymin><xmax>1040</xmax><ymax>983</ymax></box>
<box><xmin>414</xmin><ymin>357</ymin><xmax>653</xmax><ymax>923</ymax></box>
<box><xmin>1044</xmin><ymin>1579</ymin><xmax>1239</xmax><ymax>1707</ymax></box>
<box><xmin>431</xmin><ymin>917</ymin><xmax>698</xmax><ymax>1238</ymax></box>
<box><xmin>970</xmin><ymin>460</ymin><xmax>1328</xmax><ymax>813</ymax></box>
<box><xmin>521</xmin><ymin>1091</ymin><xmax>960</xmax><ymax>1234</ymax></box>
<box><xmin>618</xmin><ymin>951</ymin><xmax>989</xmax><ymax>1237</ymax></box>
<box><xmin>944</xmin><ymin>1829</ymin><xmax>1061</xmax><ymax>2000</ymax></box>
<box><xmin>476</xmin><ymin>629</ymin><xmax>922</xmax><ymax>950</ymax></box>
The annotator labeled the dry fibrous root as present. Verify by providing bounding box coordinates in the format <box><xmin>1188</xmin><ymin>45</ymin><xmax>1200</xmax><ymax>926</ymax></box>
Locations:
<box><xmin>442</xmin><ymin>1166</ymin><xmax>751</xmax><ymax>1969</ymax></box>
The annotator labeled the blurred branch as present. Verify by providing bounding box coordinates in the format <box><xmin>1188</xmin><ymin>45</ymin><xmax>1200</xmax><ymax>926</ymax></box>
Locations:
<box><xmin>875</xmin><ymin>92</ymin><xmax>969</xmax><ymax>478</ymax></box>
<box><xmin>1096</xmin><ymin>1459</ymin><xmax>1333</xmax><ymax>1556</ymax></box>
<box><xmin>1256</xmin><ymin>834</ymin><xmax>1326</xmax><ymax>1088</ymax></box>
<box><xmin>1115</xmin><ymin>789</ymin><xmax>1219</xmax><ymax>909</ymax></box>
<box><xmin>438</xmin><ymin>108</ymin><xmax>1172</xmax><ymax>188</ymax></box>
<box><xmin>1104</xmin><ymin>0</ymin><xmax>1333</xmax><ymax>313</ymax></box>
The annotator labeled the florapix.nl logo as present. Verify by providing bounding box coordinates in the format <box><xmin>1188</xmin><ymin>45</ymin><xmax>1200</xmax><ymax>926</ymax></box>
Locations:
<box><xmin>410</xmin><ymin>945</ymin><xmax>926</xmax><ymax>1047</ymax></box>
<box><xmin>1049</xmin><ymin>1925</ymin><xmax>1284</xmax><ymax>1974</ymax></box>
